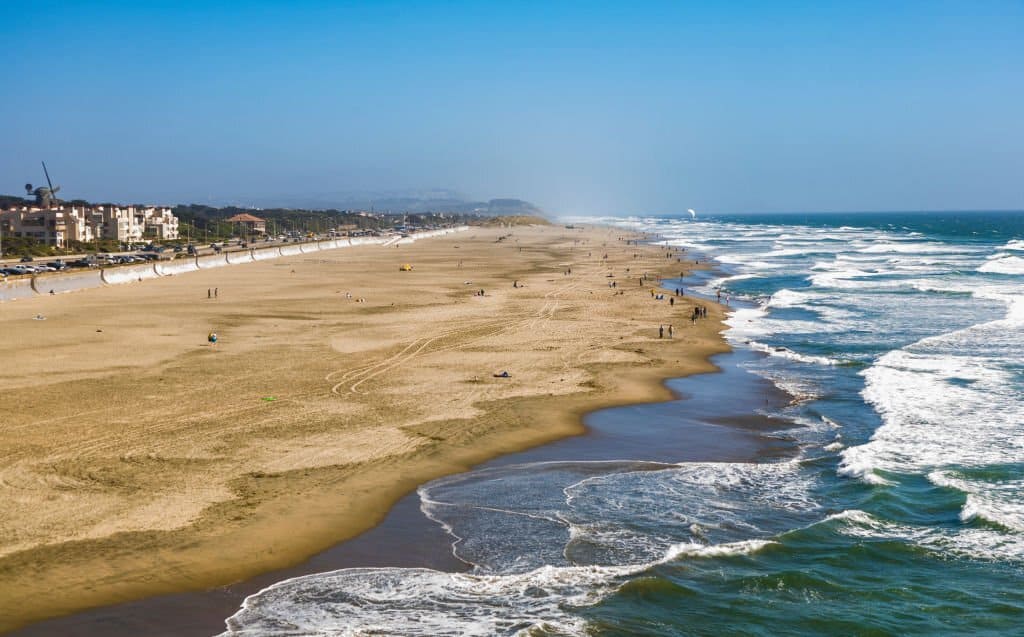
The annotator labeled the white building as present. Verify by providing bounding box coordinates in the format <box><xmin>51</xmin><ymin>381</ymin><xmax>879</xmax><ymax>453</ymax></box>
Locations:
<box><xmin>0</xmin><ymin>205</ymin><xmax>179</xmax><ymax>247</ymax></box>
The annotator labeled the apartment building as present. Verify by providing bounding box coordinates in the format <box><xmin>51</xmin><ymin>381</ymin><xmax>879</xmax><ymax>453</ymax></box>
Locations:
<box><xmin>0</xmin><ymin>205</ymin><xmax>179</xmax><ymax>247</ymax></box>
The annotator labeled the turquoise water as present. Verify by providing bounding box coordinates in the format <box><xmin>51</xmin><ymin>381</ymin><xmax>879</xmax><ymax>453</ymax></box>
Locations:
<box><xmin>220</xmin><ymin>212</ymin><xmax>1024</xmax><ymax>636</ymax></box>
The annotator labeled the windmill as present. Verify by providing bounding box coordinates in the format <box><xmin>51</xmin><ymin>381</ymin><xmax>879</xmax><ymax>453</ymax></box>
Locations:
<box><xmin>25</xmin><ymin>161</ymin><xmax>61</xmax><ymax>208</ymax></box>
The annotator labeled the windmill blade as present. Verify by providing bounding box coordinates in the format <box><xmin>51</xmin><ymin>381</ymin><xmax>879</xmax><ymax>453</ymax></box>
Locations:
<box><xmin>42</xmin><ymin>161</ymin><xmax>55</xmax><ymax>192</ymax></box>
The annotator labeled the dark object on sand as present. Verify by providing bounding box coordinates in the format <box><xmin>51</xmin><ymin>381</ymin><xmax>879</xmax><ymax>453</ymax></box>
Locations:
<box><xmin>493</xmin><ymin>371</ymin><xmax>511</xmax><ymax>378</ymax></box>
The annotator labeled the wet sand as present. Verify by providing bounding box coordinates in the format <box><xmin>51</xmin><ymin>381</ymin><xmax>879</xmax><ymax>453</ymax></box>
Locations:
<box><xmin>13</xmin><ymin>346</ymin><xmax>791</xmax><ymax>637</ymax></box>
<box><xmin>0</xmin><ymin>224</ymin><xmax>728</xmax><ymax>633</ymax></box>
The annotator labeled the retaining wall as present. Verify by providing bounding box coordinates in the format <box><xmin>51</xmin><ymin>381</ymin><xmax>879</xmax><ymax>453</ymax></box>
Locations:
<box><xmin>101</xmin><ymin>263</ymin><xmax>161</xmax><ymax>285</ymax></box>
<box><xmin>157</xmin><ymin>258</ymin><xmax>200</xmax><ymax>275</ymax></box>
<box><xmin>279</xmin><ymin>244</ymin><xmax>303</xmax><ymax>257</ymax></box>
<box><xmin>349</xmin><ymin>237</ymin><xmax>386</xmax><ymax>247</ymax></box>
<box><xmin>0</xmin><ymin>278</ymin><xmax>37</xmax><ymax>302</ymax></box>
<box><xmin>298</xmin><ymin>242</ymin><xmax>320</xmax><ymax>254</ymax></box>
<box><xmin>226</xmin><ymin>250</ymin><xmax>254</xmax><ymax>264</ymax></box>
<box><xmin>252</xmin><ymin>247</ymin><xmax>281</xmax><ymax>261</ymax></box>
<box><xmin>196</xmin><ymin>254</ymin><xmax>230</xmax><ymax>269</ymax></box>
<box><xmin>32</xmin><ymin>269</ymin><xmax>105</xmax><ymax>295</ymax></box>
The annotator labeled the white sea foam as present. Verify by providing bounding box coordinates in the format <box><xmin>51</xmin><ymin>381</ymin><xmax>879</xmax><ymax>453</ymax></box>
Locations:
<box><xmin>928</xmin><ymin>471</ymin><xmax>1024</xmax><ymax>533</ymax></box>
<box><xmin>221</xmin><ymin>460</ymin><xmax>819</xmax><ymax>636</ymax></box>
<box><xmin>724</xmin><ymin>307</ymin><xmax>772</xmax><ymax>339</ymax></box>
<box><xmin>664</xmin><ymin>538</ymin><xmax>776</xmax><ymax>559</ymax></box>
<box><xmin>219</xmin><ymin>565</ymin><xmax>616</xmax><ymax>637</ymax></box>
<box><xmin>978</xmin><ymin>255</ymin><xmax>1024</xmax><ymax>275</ymax></box>
<box><xmin>840</xmin><ymin>287</ymin><xmax>1024</xmax><ymax>486</ymax></box>
<box><xmin>827</xmin><ymin>508</ymin><xmax>1024</xmax><ymax>563</ymax></box>
<box><xmin>747</xmin><ymin>341</ymin><xmax>838</xmax><ymax>366</ymax></box>
<box><xmin>766</xmin><ymin>289</ymin><xmax>814</xmax><ymax>308</ymax></box>
<box><xmin>858</xmin><ymin>242</ymin><xmax>976</xmax><ymax>255</ymax></box>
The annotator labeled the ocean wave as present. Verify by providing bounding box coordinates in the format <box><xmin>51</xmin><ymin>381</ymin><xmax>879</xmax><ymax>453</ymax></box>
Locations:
<box><xmin>928</xmin><ymin>470</ymin><xmax>1024</xmax><ymax>533</ymax></box>
<box><xmin>978</xmin><ymin>255</ymin><xmax>1024</xmax><ymax>275</ymax></box>
<box><xmin>766</xmin><ymin>289</ymin><xmax>814</xmax><ymax>308</ymax></box>
<box><xmin>664</xmin><ymin>538</ymin><xmax>776</xmax><ymax>559</ymax></box>
<box><xmin>219</xmin><ymin>565</ymin><xmax>617</xmax><ymax>637</ymax></box>
<box><xmin>724</xmin><ymin>307</ymin><xmax>772</xmax><ymax>339</ymax></box>
<box><xmin>220</xmin><ymin>459</ymin><xmax>820</xmax><ymax>636</ymax></box>
<box><xmin>747</xmin><ymin>341</ymin><xmax>839</xmax><ymax>366</ymax></box>
<box><xmin>858</xmin><ymin>242</ymin><xmax>964</xmax><ymax>255</ymax></box>
<box><xmin>840</xmin><ymin>321</ymin><xmax>1024</xmax><ymax>485</ymax></box>
<box><xmin>826</xmin><ymin>509</ymin><xmax>1024</xmax><ymax>563</ymax></box>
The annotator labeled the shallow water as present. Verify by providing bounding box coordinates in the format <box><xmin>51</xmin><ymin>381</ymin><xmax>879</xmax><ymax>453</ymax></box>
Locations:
<box><xmin>221</xmin><ymin>211</ymin><xmax>1024</xmax><ymax>636</ymax></box>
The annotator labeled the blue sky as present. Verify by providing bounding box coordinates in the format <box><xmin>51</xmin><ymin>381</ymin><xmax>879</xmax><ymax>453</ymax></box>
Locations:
<box><xmin>2</xmin><ymin>1</ymin><xmax>1022</xmax><ymax>214</ymax></box>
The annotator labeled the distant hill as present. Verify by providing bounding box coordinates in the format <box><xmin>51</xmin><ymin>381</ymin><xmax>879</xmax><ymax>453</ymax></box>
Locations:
<box><xmin>2</xmin><ymin>189</ymin><xmax>546</xmax><ymax>218</ymax></box>
<box><xmin>220</xmin><ymin>190</ymin><xmax>545</xmax><ymax>217</ymax></box>
<box><xmin>479</xmin><ymin>215</ymin><xmax>552</xmax><ymax>226</ymax></box>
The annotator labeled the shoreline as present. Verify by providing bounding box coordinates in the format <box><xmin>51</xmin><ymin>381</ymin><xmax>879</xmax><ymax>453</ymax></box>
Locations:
<box><xmin>2</xmin><ymin>224</ymin><xmax>729</xmax><ymax>634</ymax></box>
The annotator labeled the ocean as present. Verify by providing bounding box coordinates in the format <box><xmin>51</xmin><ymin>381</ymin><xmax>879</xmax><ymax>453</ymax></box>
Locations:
<box><xmin>219</xmin><ymin>211</ymin><xmax>1024</xmax><ymax>636</ymax></box>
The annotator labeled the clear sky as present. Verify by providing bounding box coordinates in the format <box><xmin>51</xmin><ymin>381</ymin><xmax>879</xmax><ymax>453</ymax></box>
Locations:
<box><xmin>2</xmin><ymin>1</ymin><xmax>1022</xmax><ymax>215</ymax></box>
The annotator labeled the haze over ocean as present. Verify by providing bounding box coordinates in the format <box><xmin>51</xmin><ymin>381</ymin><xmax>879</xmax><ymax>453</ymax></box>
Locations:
<box><xmin>2</xmin><ymin>1</ymin><xmax>1022</xmax><ymax>214</ymax></box>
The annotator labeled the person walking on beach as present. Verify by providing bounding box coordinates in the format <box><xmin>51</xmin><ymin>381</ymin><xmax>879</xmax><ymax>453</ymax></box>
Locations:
<box><xmin>208</xmin><ymin>288</ymin><xmax>211</xmax><ymax>299</ymax></box>
<box><xmin>668</xmin><ymin>325</ymin><xmax>673</xmax><ymax>338</ymax></box>
<box><xmin>214</xmin><ymin>287</ymin><xmax>218</xmax><ymax>298</ymax></box>
<box><xmin>659</xmin><ymin>325</ymin><xmax>664</xmax><ymax>338</ymax></box>
<box><xmin>670</xmin><ymin>297</ymin><xmax>675</xmax><ymax>306</ymax></box>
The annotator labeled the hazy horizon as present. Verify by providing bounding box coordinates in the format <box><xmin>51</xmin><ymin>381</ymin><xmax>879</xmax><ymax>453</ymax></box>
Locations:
<box><xmin>4</xmin><ymin>1</ymin><xmax>1022</xmax><ymax>215</ymax></box>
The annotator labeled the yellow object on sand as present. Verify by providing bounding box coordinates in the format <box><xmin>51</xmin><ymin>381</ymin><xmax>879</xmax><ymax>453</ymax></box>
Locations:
<box><xmin>399</xmin><ymin>264</ymin><xmax>413</xmax><ymax>271</ymax></box>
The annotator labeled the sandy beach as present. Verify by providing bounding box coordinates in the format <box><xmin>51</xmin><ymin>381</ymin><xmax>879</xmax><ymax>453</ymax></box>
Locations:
<box><xmin>0</xmin><ymin>224</ymin><xmax>727</xmax><ymax>632</ymax></box>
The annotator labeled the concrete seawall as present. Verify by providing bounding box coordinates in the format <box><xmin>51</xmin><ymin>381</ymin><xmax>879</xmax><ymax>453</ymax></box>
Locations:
<box><xmin>226</xmin><ymin>251</ymin><xmax>254</xmax><ymax>265</ymax></box>
<box><xmin>157</xmin><ymin>259</ymin><xmax>201</xmax><ymax>276</ymax></box>
<box><xmin>196</xmin><ymin>254</ymin><xmax>230</xmax><ymax>269</ymax></box>
<box><xmin>1</xmin><ymin>229</ymin><xmax>468</xmax><ymax>302</ymax></box>
<box><xmin>251</xmin><ymin>247</ymin><xmax>281</xmax><ymax>261</ymax></box>
<box><xmin>101</xmin><ymin>264</ymin><xmax>161</xmax><ymax>285</ymax></box>
<box><xmin>31</xmin><ymin>270</ymin><xmax>105</xmax><ymax>295</ymax></box>
<box><xmin>0</xmin><ymin>278</ymin><xmax>36</xmax><ymax>302</ymax></box>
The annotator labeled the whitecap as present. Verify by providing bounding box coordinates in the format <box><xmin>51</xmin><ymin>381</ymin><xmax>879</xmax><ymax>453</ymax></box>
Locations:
<box><xmin>978</xmin><ymin>255</ymin><xmax>1024</xmax><ymax>275</ymax></box>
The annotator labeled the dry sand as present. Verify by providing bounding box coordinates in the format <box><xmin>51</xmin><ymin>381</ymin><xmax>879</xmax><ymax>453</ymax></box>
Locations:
<box><xmin>0</xmin><ymin>224</ymin><xmax>728</xmax><ymax>632</ymax></box>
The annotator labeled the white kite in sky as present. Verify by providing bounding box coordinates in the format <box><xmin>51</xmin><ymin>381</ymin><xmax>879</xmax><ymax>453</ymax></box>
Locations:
<box><xmin>687</xmin><ymin>208</ymin><xmax>696</xmax><ymax>219</ymax></box>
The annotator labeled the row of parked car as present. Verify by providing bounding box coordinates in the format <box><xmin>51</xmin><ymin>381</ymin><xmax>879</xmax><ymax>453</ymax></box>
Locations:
<box><xmin>1</xmin><ymin>252</ymin><xmax>166</xmax><ymax>277</ymax></box>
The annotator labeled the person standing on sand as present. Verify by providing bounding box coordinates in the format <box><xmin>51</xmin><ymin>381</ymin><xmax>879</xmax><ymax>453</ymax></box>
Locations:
<box><xmin>215</xmin><ymin>287</ymin><xmax>218</xmax><ymax>298</ymax></box>
<box><xmin>659</xmin><ymin>325</ymin><xmax>664</xmax><ymax>338</ymax></box>
<box><xmin>208</xmin><ymin>288</ymin><xmax>211</xmax><ymax>299</ymax></box>
<box><xmin>668</xmin><ymin>325</ymin><xmax>674</xmax><ymax>338</ymax></box>
<box><xmin>670</xmin><ymin>297</ymin><xmax>675</xmax><ymax>306</ymax></box>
